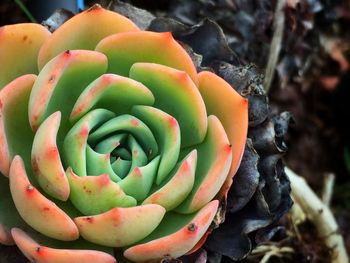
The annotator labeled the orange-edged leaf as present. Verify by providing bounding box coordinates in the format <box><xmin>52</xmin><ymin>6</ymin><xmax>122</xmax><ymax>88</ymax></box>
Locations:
<box><xmin>74</xmin><ymin>204</ymin><xmax>165</xmax><ymax>247</ymax></box>
<box><xmin>96</xmin><ymin>31</ymin><xmax>198</xmax><ymax>85</ymax></box>
<box><xmin>124</xmin><ymin>200</ymin><xmax>218</xmax><ymax>262</ymax></box>
<box><xmin>130</xmin><ymin>63</ymin><xmax>207</xmax><ymax>148</ymax></box>
<box><xmin>29</xmin><ymin>50</ymin><xmax>107</xmax><ymax>132</ymax></box>
<box><xmin>176</xmin><ymin>116</ymin><xmax>232</xmax><ymax>214</ymax></box>
<box><xmin>38</xmin><ymin>4</ymin><xmax>139</xmax><ymax>70</ymax></box>
<box><xmin>31</xmin><ymin>112</ymin><xmax>69</xmax><ymax>201</ymax></box>
<box><xmin>0</xmin><ymin>23</ymin><xmax>50</xmax><ymax>88</ymax></box>
<box><xmin>9</xmin><ymin>156</ymin><xmax>79</xmax><ymax>241</ymax></box>
<box><xmin>0</xmin><ymin>75</ymin><xmax>36</xmax><ymax>176</ymax></box>
<box><xmin>12</xmin><ymin>228</ymin><xmax>116</xmax><ymax>263</ymax></box>
<box><xmin>198</xmin><ymin>71</ymin><xmax>248</xmax><ymax>198</ymax></box>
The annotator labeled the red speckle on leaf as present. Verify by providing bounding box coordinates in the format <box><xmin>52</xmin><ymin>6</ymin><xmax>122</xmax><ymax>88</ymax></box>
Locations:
<box><xmin>133</xmin><ymin>167</ymin><xmax>141</xmax><ymax>176</ymax></box>
<box><xmin>32</xmin><ymin>157</ymin><xmax>39</xmax><ymax>173</ymax></box>
<box><xmin>84</xmin><ymin>217</ymin><xmax>94</xmax><ymax>223</ymax></box>
<box><xmin>46</xmin><ymin>147</ymin><xmax>58</xmax><ymax>159</ymax></box>
<box><xmin>167</xmin><ymin>116</ymin><xmax>177</xmax><ymax>127</ymax></box>
<box><xmin>79</xmin><ymin>126</ymin><xmax>89</xmax><ymax>138</ymax></box>
<box><xmin>131</xmin><ymin>119</ymin><xmax>139</xmax><ymax>126</ymax></box>
<box><xmin>48</xmin><ymin>75</ymin><xmax>55</xmax><ymax>83</ymax></box>
<box><xmin>98</xmin><ymin>174</ymin><xmax>110</xmax><ymax>186</ymax></box>
<box><xmin>181</xmin><ymin>160</ymin><xmax>190</xmax><ymax>172</ymax></box>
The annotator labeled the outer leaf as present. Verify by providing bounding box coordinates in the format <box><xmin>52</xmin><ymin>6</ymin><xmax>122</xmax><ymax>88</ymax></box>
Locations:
<box><xmin>0</xmin><ymin>75</ymin><xmax>36</xmax><ymax>176</ymax></box>
<box><xmin>70</xmin><ymin>74</ymin><xmax>154</xmax><ymax>122</ymax></box>
<box><xmin>130</xmin><ymin>63</ymin><xmax>207</xmax><ymax>148</ymax></box>
<box><xmin>32</xmin><ymin>112</ymin><xmax>69</xmax><ymax>201</ymax></box>
<box><xmin>198</xmin><ymin>71</ymin><xmax>248</xmax><ymax>197</ymax></box>
<box><xmin>66</xmin><ymin>168</ymin><xmax>136</xmax><ymax>215</ymax></box>
<box><xmin>124</xmin><ymin>200</ymin><xmax>218</xmax><ymax>262</ymax></box>
<box><xmin>142</xmin><ymin>150</ymin><xmax>197</xmax><ymax>211</ymax></box>
<box><xmin>95</xmin><ymin>31</ymin><xmax>198</xmax><ymax>85</ymax></box>
<box><xmin>0</xmin><ymin>23</ymin><xmax>50</xmax><ymax>88</ymax></box>
<box><xmin>12</xmin><ymin>228</ymin><xmax>116</xmax><ymax>263</ymax></box>
<box><xmin>132</xmin><ymin>106</ymin><xmax>181</xmax><ymax>185</ymax></box>
<box><xmin>29</xmin><ymin>50</ymin><xmax>108</xmax><ymax>133</ymax></box>
<box><xmin>74</xmin><ymin>204</ymin><xmax>166</xmax><ymax>247</ymax></box>
<box><xmin>9</xmin><ymin>156</ymin><xmax>79</xmax><ymax>241</ymax></box>
<box><xmin>176</xmin><ymin>116</ymin><xmax>232</xmax><ymax>214</ymax></box>
<box><xmin>38</xmin><ymin>4</ymin><xmax>139</xmax><ymax>70</ymax></box>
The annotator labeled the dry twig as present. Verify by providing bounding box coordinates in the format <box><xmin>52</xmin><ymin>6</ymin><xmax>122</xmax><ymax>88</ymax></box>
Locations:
<box><xmin>285</xmin><ymin>167</ymin><xmax>349</xmax><ymax>263</ymax></box>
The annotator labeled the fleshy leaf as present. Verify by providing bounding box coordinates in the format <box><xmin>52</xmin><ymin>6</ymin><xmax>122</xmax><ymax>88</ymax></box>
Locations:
<box><xmin>111</xmin><ymin>158</ymin><xmax>131</xmax><ymax>179</ymax></box>
<box><xmin>0</xmin><ymin>75</ymin><xmax>36</xmax><ymax>176</ymax></box>
<box><xmin>29</xmin><ymin>50</ymin><xmax>108</xmax><ymax>133</ymax></box>
<box><xmin>32</xmin><ymin>112</ymin><xmax>69</xmax><ymax>201</ymax></box>
<box><xmin>118</xmin><ymin>156</ymin><xmax>160</xmax><ymax>201</ymax></box>
<box><xmin>0</xmin><ymin>175</ymin><xmax>27</xmax><ymax>245</ymax></box>
<box><xmin>66</xmin><ymin>168</ymin><xmax>136</xmax><ymax>215</ymax></box>
<box><xmin>70</xmin><ymin>74</ymin><xmax>154</xmax><ymax>122</ymax></box>
<box><xmin>88</xmin><ymin>114</ymin><xmax>158</xmax><ymax>159</ymax></box>
<box><xmin>198</xmin><ymin>71</ymin><xmax>248</xmax><ymax>197</ymax></box>
<box><xmin>38</xmin><ymin>4</ymin><xmax>139</xmax><ymax>70</ymax></box>
<box><xmin>12</xmin><ymin>228</ymin><xmax>116</xmax><ymax>263</ymax></box>
<box><xmin>127</xmin><ymin>136</ymin><xmax>148</xmax><ymax>171</ymax></box>
<box><xmin>63</xmin><ymin>109</ymin><xmax>115</xmax><ymax>176</ymax></box>
<box><xmin>142</xmin><ymin>150</ymin><xmax>197</xmax><ymax>211</ymax></box>
<box><xmin>132</xmin><ymin>106</ymin><xmax>181</xmax><ymax>185</ymax></box>
<box><xmin>9</xmin><ymin>156</ymin><xmax>79</xmax><ymax>241</ymax></box>
<box><xmin>130</xmin><ymin>63</ymin><xmax>207</xmax><ymax>148</ymax></box>
<box><xmin>176</xmin><ymin>116</ymin><xmax>232</xmax><ymax>214</ymax></box>
<box><xmin>0</xmin><ymin>24</ymin><xmax>50</xmax><ymax>88</ymax></box>
<box><xmin>95</xmin><ymin>134</ymin><xmax>126</xmax><ymax>154</ymax></box>
<box><xmin>124</xmin><ymin>200</ymin><xmax>218</xmax><ymax>261</ymax></box>
<box><xmin>95</xmin><ymin>31</ymin><xmax>198</xmax><ymax>85</ymax></box>
<box><xmin>74</xmin><ymin>204</ymin><xmax>165</xmax><ymax>247</ymax></box>
<box><xmin>86</xmin><ymin>146</ymin><xmax>121</xmax><ymax>183</ymax></box>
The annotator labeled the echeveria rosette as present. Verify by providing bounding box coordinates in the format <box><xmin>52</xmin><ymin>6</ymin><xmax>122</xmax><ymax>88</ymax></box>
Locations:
<box><xmin>0</xmin><ymin>5</ymin><xmax>248</xmax><ymax>263</ymax></box>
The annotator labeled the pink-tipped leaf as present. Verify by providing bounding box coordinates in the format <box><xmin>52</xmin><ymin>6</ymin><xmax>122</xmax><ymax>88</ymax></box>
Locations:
<box><xmin>29</xmin><ymin>50</ymin><xmax>107</xmax><ymax>132</ymax></box>
<box><xmin>12</xmin><ymin>228</ymin><xmax>116</xmax><ymax>263</ymax></box>
<box><xmin>70</xmin><ymin>74</ymin><xmax>154</xmax><ymax>122</ymax></box>
<box><xmin>198</xmin><ymin>71</ymin><xmax>248</xmax><ymax>198</ymax></box>
<box><xmin>31</xmin><ymin>112</ymin><xmax>69</xmax><ymax>201</ymax></box>
<box><xmin>130</xmin><ymin>63</ymin><xmax>207</xmax><ymax>148</ymax></box>
<box><xmin>95</xmin><ymin>31</ymin><xmax>198</xmax><ymax>85</ymax></box>
<box><xmin>9</xmin><ymin>156</ymin><xmax>79</xmax><ymax>241</ymax></box>
<box><xmin>176</xmin><ymin>116</ymin><xmax>232</xmax><ymax>214</ymax></box>
<box><xmin>0</xmin><ymin>75</ymin><xmax>36</xmax><ymax>176</ymax></box>
<box><xmin>0</xmin><ymin>23</ymin><xmax>50</xmax><ymax>88</ymax></box>
<box><xmin>124</xmin><ymin>200</ymin><xmax>218</xmax><ymax>262</ymax></box>
<box><xmin>74</xmin><ymin>204</ymin><xmax>166</xmax><ymax>247</ymax></box>
<box><xmin>38</xmin><ymin>4</ymin><xmax>139</xmax><ymax>70</ymax></box>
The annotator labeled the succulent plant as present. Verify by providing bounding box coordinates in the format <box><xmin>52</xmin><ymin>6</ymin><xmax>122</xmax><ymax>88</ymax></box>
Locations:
<box><xmin>0</xmin><ymin>4</ymin><xmax>248</xmax><ymax>263</ymax></box>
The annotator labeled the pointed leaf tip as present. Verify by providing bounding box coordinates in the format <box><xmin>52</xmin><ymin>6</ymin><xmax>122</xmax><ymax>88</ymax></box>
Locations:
<box><xmin>124</xmin><ymin>200</ymin><xmax>218</xmax><ymax>262</ymax></box>
<box><xmin>9</xmin><ymin>156</ymin><xmax>79</xmax><ymax>241</ymax></box>
<box><xmin>12</xmin><ymin>228</ymin><xmax>117</xmax><ymax>263</ymax></box>
<box><xmin>74</xmin><ymin>204</ymin><xmax>165</xmax><ymax>247</ymax></box>
<box><xmin>32</xmin><ymin>111</ymin><xmax>70</xmax><ymax>201</ymax></box>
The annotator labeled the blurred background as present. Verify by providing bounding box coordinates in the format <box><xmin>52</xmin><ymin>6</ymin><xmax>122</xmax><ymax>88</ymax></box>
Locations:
<box><xmin>1</xmin><ymin>0</ymin><xmax>349</xmax><ymax>262</ymax></box>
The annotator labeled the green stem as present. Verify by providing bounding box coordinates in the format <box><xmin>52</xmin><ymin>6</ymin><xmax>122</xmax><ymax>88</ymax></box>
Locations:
<box><xmin>14</xmin><ymin>0</ymin><xmax>37</xmax><ymax>23</ymax></box>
